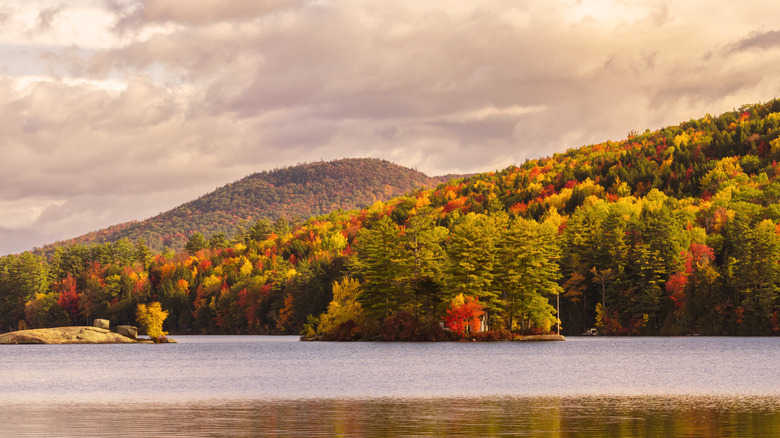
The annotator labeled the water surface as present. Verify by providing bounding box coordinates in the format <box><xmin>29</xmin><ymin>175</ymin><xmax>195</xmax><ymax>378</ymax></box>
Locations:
<box><xmin>2</xmin><ymin>336</ymin><xmax>779</xmax><ymax>436</ymax></box>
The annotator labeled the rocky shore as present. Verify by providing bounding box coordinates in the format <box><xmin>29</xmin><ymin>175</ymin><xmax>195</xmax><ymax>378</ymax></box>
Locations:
<box><xmin>0</xmin><ymin>319</ymin><xmax>177</xmax><ymax>344</ymax></box>
<box><xmin>0</xmin><ymin>326</ymin><xmax>138</xmax><ymax>344</ymax></box>
<box><xmin>517</xmin><ymin>334</ymin><xmax>566</xmax><ymax>342</ymax></box>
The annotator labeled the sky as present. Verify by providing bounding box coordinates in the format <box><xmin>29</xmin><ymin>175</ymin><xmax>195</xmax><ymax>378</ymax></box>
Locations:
<box><xmin>2</xmin><ymin>0</ymin><xmax>780</xmax><ymax>255</ymax></box>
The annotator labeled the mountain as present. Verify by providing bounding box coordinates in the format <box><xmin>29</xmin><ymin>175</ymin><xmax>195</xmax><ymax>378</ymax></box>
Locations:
<box><xmin>9</xmin><ymin>99</ymin><xmax>780</xmax><ymax>339</ymax></box>
<box><xmin>40</xmin><ymin>158</ymin><xmax>459</xmax><ymax>253</ymax></box>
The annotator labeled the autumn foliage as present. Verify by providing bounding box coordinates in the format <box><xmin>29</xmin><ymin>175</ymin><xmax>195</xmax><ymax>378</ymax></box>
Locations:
<box><xmin>136</xmin><ymin>302</ymin><xmax>169</xmax><ymax>341</ymax></box>
<box><xmin>5</xmin><ymin>100</ymin><xmax>780</xmax><ymax>338</ymax></box>
<box><xmin>444</xmin><ymin>294</ymin><xmax>485</xmax><ymax>337</ymax></box>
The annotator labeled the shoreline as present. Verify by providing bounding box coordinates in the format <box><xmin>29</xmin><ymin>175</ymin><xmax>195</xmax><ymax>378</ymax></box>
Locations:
<box><xmin>0</xmin><ymin>326</ymin><xmax>176</xmax><ymax>344</ymax></box>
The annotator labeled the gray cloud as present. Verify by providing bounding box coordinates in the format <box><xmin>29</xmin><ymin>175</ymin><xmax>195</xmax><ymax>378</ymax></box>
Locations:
<box><xmin>0</xmin><ymin>7</ymin><xmax>12</xmax><ymax>26</ymax></box>
<box><xmin>106</xmin><ymin>0</ymin><xmax>303</xmax><ymax>30</ymax></box>
<box><xmin>37</xmin><ymin>3</ymin><xmax>66</xmax><ymax>31</ymax></box>
<box><xmin>730</xmin><ymin>30</ymin><xmax>780</xmax><ymax>53</ymax></box>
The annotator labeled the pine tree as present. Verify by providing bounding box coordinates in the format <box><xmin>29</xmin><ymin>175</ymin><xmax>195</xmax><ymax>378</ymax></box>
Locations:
<box><xmin>496</xmin><ymin>217</ymin><xmax>561</xmax><ymax>333</ymax></box>
<box><xmin>446</xmin><ymin>213</ymin><xmax>502</xmax><ymax>316</ymax></box>
<box><xmin>350</xmin><ymin>216</ymin><xmax>406</xmax><ymax>320</ymax></box>
<box><xmin>398</xmin><ymin>209</ymin><xmax>449</xmax><ymax>320</ymax></box>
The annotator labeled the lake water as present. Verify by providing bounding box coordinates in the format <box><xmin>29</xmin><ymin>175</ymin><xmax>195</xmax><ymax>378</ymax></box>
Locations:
<box><xmin>2</xmin><ymin>336</ymin><xmax>780</xmax><ymax>436</ymax></box>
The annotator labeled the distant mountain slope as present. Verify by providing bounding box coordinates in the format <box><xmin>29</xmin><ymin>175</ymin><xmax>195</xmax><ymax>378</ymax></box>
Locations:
<box><xmin>42</xmin><ymin>158</ymin><xmax>458</xmax><ymax>252</ymax></box>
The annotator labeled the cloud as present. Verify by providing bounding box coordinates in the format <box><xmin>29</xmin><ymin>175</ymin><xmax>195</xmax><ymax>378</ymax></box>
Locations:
<box><xmin>4</xmin><ymin>0</ymin><xmax>780</xmax><ymax>253</ymax></box>
<box><xmin>35</xmin><ymin>3</ymin><xmax>66</xmax><ymax>32</ymax></box>
<box><xmin>106</xmin><ymin>0</ymin><xmax>303</xmax><ymax>29</ymax></box>
<box><xmin>730</xmin><ymin>30</ymin><xmax>780</xmax><ymax>53</ymax></box>
<box><xmin>0</xmin><ymin>7</ymin><xmax>13</xmax><ymax>26</ymax></box>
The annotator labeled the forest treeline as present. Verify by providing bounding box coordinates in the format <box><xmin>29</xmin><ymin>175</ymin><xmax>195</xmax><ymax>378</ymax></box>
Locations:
<box><xmin>37</xmin><ymin>158</ymin><xmax>452</xmax><ymax>255</ymax></box>
<box><xmin>5</xmin><ymin>100</ymin><xmax>780</xmax><ymax>338</ymax></box>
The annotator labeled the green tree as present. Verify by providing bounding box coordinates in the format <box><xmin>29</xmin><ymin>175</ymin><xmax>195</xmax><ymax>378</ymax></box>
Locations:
<box><xmin>561</xmin><ymin>201</ymin><xmax>608</xmax><ymax>331</ymax></box>
<box><xmin>135</xmin><ymin>241</ymin><xmax>153</xmax><ymax>269</ymax></box>
<box><xmin>446</xmin><ymin>213</ymin><xmax>503</xmax><ymax>319</ymax></box>
<box><xmin>274</xmin><ymin>217</ymin><xmax>290</xmax><ymax>236</ymax></box>
<box><xmin>399</xmin><ymin>209</ymin><xmax>449</xmax><ymax>320</ymax></box>
<box><xmin>624</xmin><ymin>201</ymin><xmax>688</xmax><ymax>331</ymax></box>
<box><xmin>0</xmin><ymin>253</ymin><xmax>49</xmax><ymax>332</ymax></box>
<box><xmin>249</xmin><ymin>218</ymin><xmax>273</xmax><ymax>242</ymax></box>
<box><xmin>350</xmin><ymin>216</ymin><xmax>406</xmax><ymax>321</ymax></box>
<box><xmin>185</xmin><ymin>232</ymin><xmax>208</xmax><ymax>254</ymax></box>
<box><xmin>209</xmin><ymin>233</ymin><xmax>230</xmax><ymax>249</ymax></box>
<box><xmin>496</xmin><ymin>217</ymin><xmax>562</xmax><ymax>333</ymax></box>
<box><xmin>723</xmin><ymin>216</ymin><xmax>780</xmax><ymax>333</ymax></box>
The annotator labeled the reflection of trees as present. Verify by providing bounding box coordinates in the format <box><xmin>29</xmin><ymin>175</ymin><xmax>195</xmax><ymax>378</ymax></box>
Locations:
<box><xmin>30</xmin><ymin>396</ymin><xmax>775</xmax><ymax>436</ymax></box>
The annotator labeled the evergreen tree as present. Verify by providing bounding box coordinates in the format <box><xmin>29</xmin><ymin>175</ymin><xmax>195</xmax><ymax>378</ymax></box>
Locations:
<box><xmin>350</xmin><ymin>216</ymin><xmax>406</xmax><ymax>320</ymax></box>
<box><xmin>249</xmin><ymin>218</ymin><xmax>273</xmax><ymax>242</ymax></box>
<box><xmin>0</xmin><ymin>253</ymin><xmax>49</xmax><ymax>331</ymax></box>
<box><xmin>185</xmin><ymin>232</ymin><xmax>208</xmax><ymax>254</ymax></box>
<box><xmin>399</xmin><ymin>209</ymin><xmax>449</xmax><ymax>320</ymax></box>
<box><xmin>446</xmin><ymin>213</ymin><xmax>502</xmax><ymax>318</ymax></box>
<box><xmin>496</xmin><ymin>217</ymin><xmax>562</xmax><ymax>333</ymax></box>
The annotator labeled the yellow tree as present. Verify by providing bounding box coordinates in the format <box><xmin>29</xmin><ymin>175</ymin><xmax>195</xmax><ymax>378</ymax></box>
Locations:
<box><xmin>136</xmin><ymin>302</ymin><xmax>169</xmax><ymax>341</ymax></box>
<box><xmin>317</xmin><ymin>277</ymin><xmax>364</xmax><ymax>336</ymax></box>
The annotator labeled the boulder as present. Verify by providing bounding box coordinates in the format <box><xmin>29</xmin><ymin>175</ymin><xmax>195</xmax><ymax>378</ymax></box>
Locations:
<box><xmin>93</xmin><ymin>319</ymin><xmax>110</xmax><ymax>330</ymax></box>
<box><xmin>116</xmin><ymin>325</ymin><xmax>137</xmax><ymax>340</ymax></box>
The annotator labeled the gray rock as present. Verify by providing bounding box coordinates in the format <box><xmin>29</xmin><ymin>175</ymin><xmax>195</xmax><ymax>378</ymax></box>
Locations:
<box><xmin>116</xmin><ymin>325</ymin><xmax>137</xmax><ymax>340</ymax></box>
<box><xmin>93</xmin><ymin>319</ymin><xmax>110</xmax><ymax>329</ymax></box>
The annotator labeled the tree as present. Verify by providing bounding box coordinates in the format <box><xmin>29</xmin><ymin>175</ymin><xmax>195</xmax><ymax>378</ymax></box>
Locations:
<box><xmin>446</xmin><ymin>213</ymin><xmax>502</xmax><ymax>315</ymax></box>
<box><xmin>623</xmin><ymin>200</ymin><xmax>688</xmax><ymax>330</ymax></box>
<box><xmin>25</xmin><ymin>291</ymin><xmax>69</xmax><ymax>329</ymax></box>
<box><xmin>350</xmin><ymin>216</ymin><xmax>406</xmax><ymax>320</ymax></box>
<box><xmin>398</xmin><ymin>209</ymin><xmax>449</xmax><ymax>320</ymax></box>
<box><xmin>443</xmin><ymin>294</ymin><xmax>484</xmax><ymax>337</ymax></box>
<box><xmin>496</xmin><ymin>217</ymin><xmax>562</xmax><ymax>333</ymax></box>
<box><xmin>136</xmin><ymin>302</ymin><xmax>169</xmax><ymax>341</ymax></box>
<box><xmin>0</xmin><ymin>253</ymin><xmax>49</xmax><ymax>332</ymax></box>
<box><xmin>561</xmin><ymin>202</ymin><xmax>609</xmax><ymax>331</ymax></box>
<box><xmin>274</xmin><ymin>217</ymin><xmax>290</xmax><ymax>236</ymax></box>
<box><xmin>185</xmin><ymin>232</ymin><xmax>208</xmax><ymax>254</ymax></box>
<box><xmin>249</xmin><ymin>218</ymin><xmax>273</xmax><ymax>242</ymax></box>
<box><xmin>723</xmin><ymin>216</ymin><xmax>780</xmax><ymax>333</ymax></box>
<box><xmin>56</xmin><ymin>273</ymin><xmax>80</xmax><ymax>325</ymax></box>
<box><xmin>316</xmin><ymin>277</ymin><xmax>364</xmax><ymax>337</ymax></box>
<box><xmin>666</xmin><ymin>243</ymin><xmax>718</xmax><ymax>334</ymax></box>
<box><xmin>590</xmin><ymin>268</ymin><xmax>616</xmax><ymax>312</ymax></box>
<box><xmin>209</xmin><ymin>233</ymin><xmax>230</xmax><ymax>249</ymax></box>
<box><xmin>135</xmin><ymin>241</ymin><xmax>153</xmax><ymax>269</ymax></box>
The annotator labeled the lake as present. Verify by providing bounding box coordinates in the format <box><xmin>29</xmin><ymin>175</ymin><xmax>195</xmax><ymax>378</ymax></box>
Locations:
<box><xmin>2</xmin><ymin>336</ymin><xmax>780</xmax><ymax>436</ymax></box>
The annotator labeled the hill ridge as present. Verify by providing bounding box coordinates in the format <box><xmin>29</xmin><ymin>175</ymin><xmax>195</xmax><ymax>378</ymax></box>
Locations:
<box><xmin>39</xmin><ymin>158</ymin><xmax>461</xmax><ymax>254</ymax></box>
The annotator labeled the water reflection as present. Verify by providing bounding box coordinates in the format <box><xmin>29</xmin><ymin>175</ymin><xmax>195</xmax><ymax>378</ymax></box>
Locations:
<box><xmin>4</xmin><ymin>396</ymin><xmax>780</xmax><ymax>437</ymax></box>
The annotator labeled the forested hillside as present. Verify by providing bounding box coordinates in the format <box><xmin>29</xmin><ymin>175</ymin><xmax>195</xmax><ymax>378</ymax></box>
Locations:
<box><xmin>39</xmin><ymin>158</ymin><xmax>452</xmax><ymax>254</ymax></box>
<box><xmin>6</xmin><ymin>100</ymin><xmax>780</xmax><ymax>339</ymax></box>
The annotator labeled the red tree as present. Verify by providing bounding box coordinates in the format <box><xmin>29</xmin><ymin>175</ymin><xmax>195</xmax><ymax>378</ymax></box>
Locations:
<box><xmin>56</xmin><ymin>274</ymin><xmax>80</xmax><ymax>325</ymax></box>
<box><xmin>444</xmin><ymin>294</ymin><xmax>485</xmax><ymax>337</ymax></box>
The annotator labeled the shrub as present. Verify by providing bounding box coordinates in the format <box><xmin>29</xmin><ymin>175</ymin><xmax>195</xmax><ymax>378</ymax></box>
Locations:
<box><xmin>330</xmin><ymin>320</ymin><xmax>361</xmax><ymax>341</ymax></box>
<box><xmin>383</xmin><ymin>311</ymin><xmax>420</xmax><ymax>341</ymax></box>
